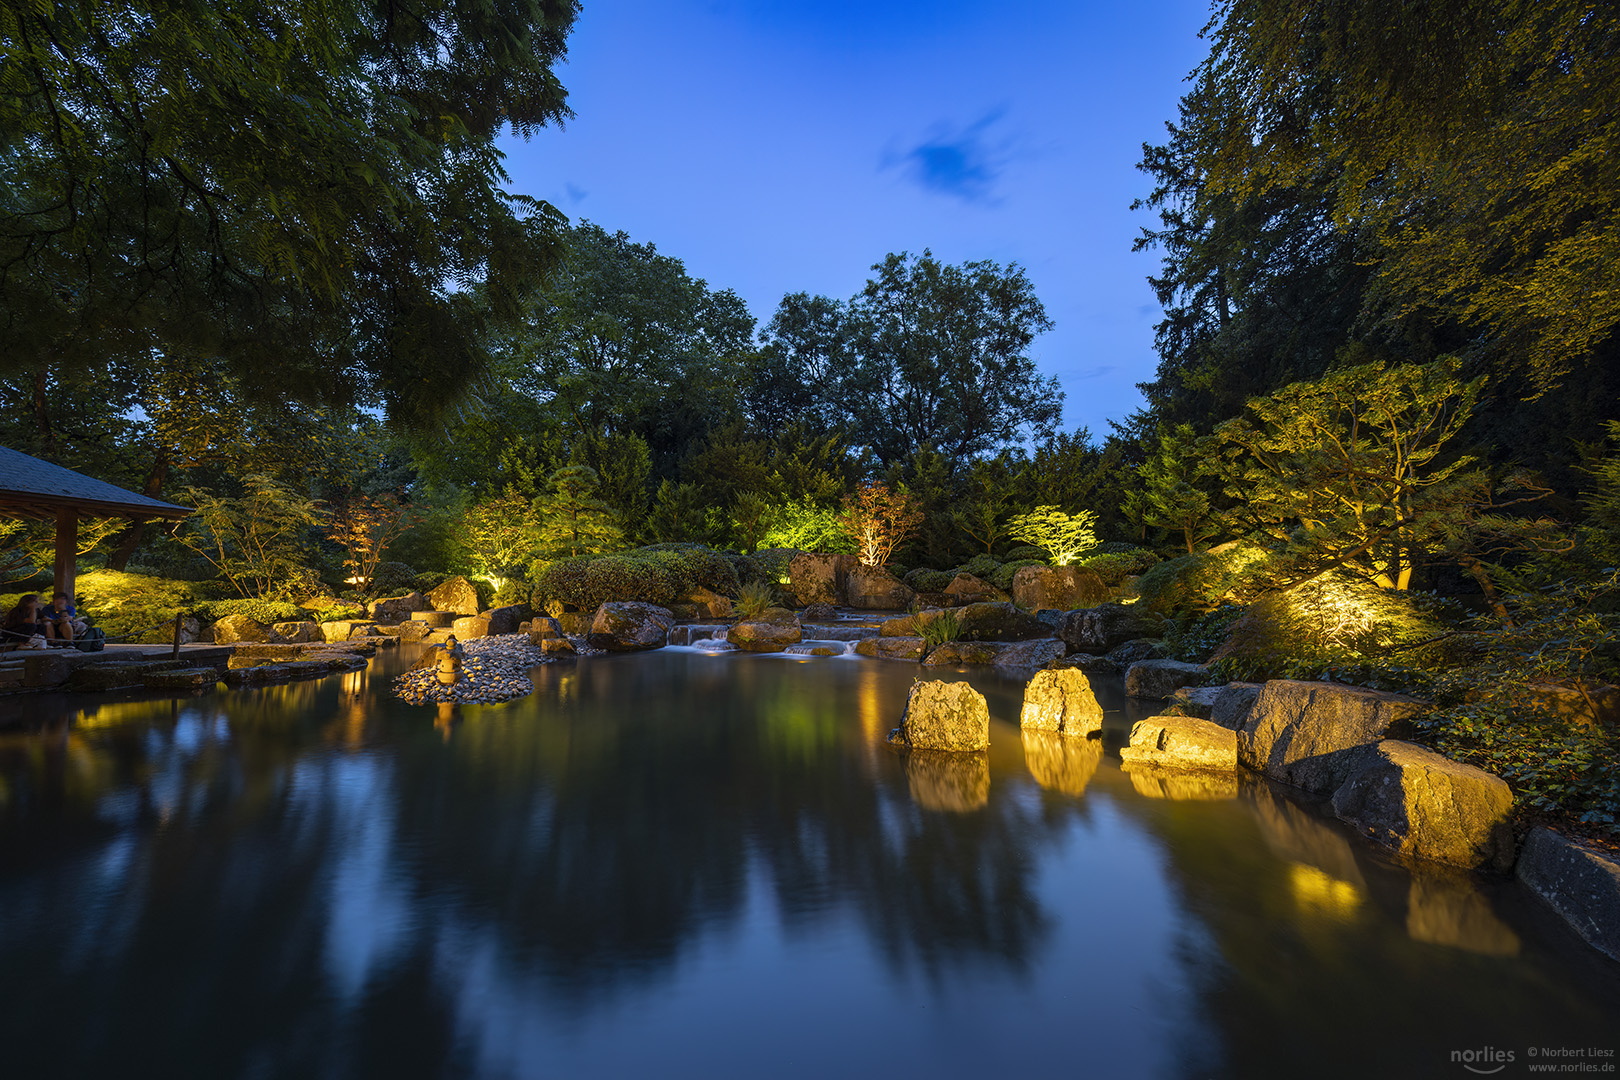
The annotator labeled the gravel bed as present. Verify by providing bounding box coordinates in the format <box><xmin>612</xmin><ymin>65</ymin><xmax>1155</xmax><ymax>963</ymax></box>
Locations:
<box><xmin>393</xmin><ymin>634</ymin><xmax>554</xmax><ymax>705</ymax></box>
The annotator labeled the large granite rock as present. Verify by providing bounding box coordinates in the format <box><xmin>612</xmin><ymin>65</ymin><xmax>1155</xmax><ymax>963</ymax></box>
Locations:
<box><xmin>888</xmin><ymin>680</ymin><xmax>991</xmax><ymax>752</ymax></box>
<box><xmin>1167</xmin><ymin>685</ymin><xmax>1224</xmax><ymax>718</ymax></box>
<box><xmin>270</xmin><ymin>620</ymin><xmax>320</xmax><ymax>644</ymax></box>
<box><xmin>410</xmin><ymin>610</ymin><xmax>457</xmax><ymax>628</ymax></box>
<box><xmin>211</xmin><ymin>613</ymin><xmax>270</xmax><ymax>644</ymax></box>
<box><xmin>905</xmin><ymin>750</ymin><xmax>990</xmax><ymax>812</ymax></box>
<box><xmin>1019</xmin><ymin>668</ymin><xmax>1103</xmax><ymax>736</ymax></box>
<box><xmin>800</xmin><ymin>602</ymin><xmax>838</xmax><ymax>622</ymax></box>
<box><xmin>1021</xmin><ymin>728</ymin><xmax>1104</xmax><ymax>795</ymax></box>
<box><xmin>845</xmin><ymin>564</ymin><xmax>915</xmax><ymax>610</ymax></box>
<box><xmin>943</xmin><ymin>573</ymin><xmax>1007</xmax><ymax>605</ymax></box>
<box><xmin>922</xmin><ymin>641</ymin><xmax>1006</xmax><ymax>666</ymax></box>
<box><xmin>1120</xmin><ymin>715</ymin><xmax>1238</xmax><ymax>770</ymax></box>
<box><xmin>370</xmin><ymin>591</ymin><xmax>427</xmax><ymax>624</ymax></box>
<box><xmin>393</xmin><ymin>620</ymin><xmax>433</xmax><ymax>643</ymax></box>
<box><xmin>1210</xmin><ymin>682</ymin><xmax>1264</xmax><ymax>730</ymax></box>
<box><xmin>727</xmin><ymin>608</ymin><xmax>803</xmax><ymax>653</ymax></box>
<box><xmin>953</xmin><ymin>602</ymin><xmax>1050</xmax><ymax>642</ymax></box>
<box><xmin>1516</xmin><ymin>827</ymin><xmax>1620</xmax><ymax>961</ymax></box>
<box><xmin>1057</xmin><ymin>603</ymin><xmax>1162</xmax><ymax>654</ymax></box>
<box><xmin>1012</xmin><ymin>564</ymin><xmax>1107</xmax><ymax>612</ymax></box>
<box><xmin>1125</xmin><ymin>659</ymin><xmax>1206</xmax><ymax>700</ymax></box>
<box><xmin>1330</xmin><ymin>740</ymin><xmax>1516</xmax><ymax>871</ymax></box>
<box><xmin>788</xmin><ymin>553</ymin><xmax>859</xmax><ymax>606</ymax></box>
<box><xmin>1107</xmin><ymin>638</ymin><xmax>1166</xmax><ymax>666</ymax></box>
<box><xmin>854</xmin><ymin>636</ymin><xmax>927</xmax><ymax>661</ymax></box>
<box><xmin>451</xmin><ymin>614</ymin><xmax>491</xmax><ymax>639</ymax></box>
<box><xmin>527</xmin><ymin>615</ymin><xmax>576</xmax><ymax>655</ymax></box>
<box><xmin>484</xmin><ymin>604</ymin><xmax>532</xmax><ymax>635</ymax></box>
<box><xmin>684</xmin><ymin>586</ymin><xmax>734</xmax><ymax>619</ymax></box>
<box><xmin>1238</xmin><ymin>679</ymin><xmax>1428</xmax><ymax>794</ymax></box>
<box><xmin>427</xmin><ymin>576</ymin><xmax>482</xmax><ymax>616</ymax></box>
<box><xmin>587</xmin><ymin>602</ymin><xmax>675</xmax><ymax>651</ymax></box>
<box><xmin>993</xmin><ymin>638</ymin><xmax>1067</xmax><ymax>672</ymax></box>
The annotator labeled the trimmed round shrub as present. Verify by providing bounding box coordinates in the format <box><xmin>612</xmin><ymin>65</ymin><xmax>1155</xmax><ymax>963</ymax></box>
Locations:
<box><xmin>751</xmin><ymin>547</ymin><xmax>799</xmax><ymax>585</ymax></box>
<box><xmin>989</xmin><ymin>559</ymin><xmax>1044</xmax><ymax>591</ymax></box>
<box><xmin>957</xmin><ymin>553</ymin><xmax>1002</xmax><ymax>579</ymax></box>
<box><xmin>533</xmin><ymin>554</ymin><xmax>679</xmax><ymax>611</ymax></box>
<box><xmin>904</xmin><ymin>567</ymin><xmax>954</xmax><ymax>592</ymax></box>
<box><xmin>196</xmin><ymin>599</ymin><xmax>306</xmax><ymax>625</ymax></box>
<box><xmin>1080</xmin><ymin>548</ymin><xmax>1161</xmax><ymax>586</ymax></box>
<box><xmin>725</xmin><ymin>552</ymin><xmax>764</xmax><ymax>587</ymax></box>
<box><xmin>1135</xmin><ymin>543</ymin><xmax>1271</xmax><ymax>616</ymax></box>
<box><xmin>1002</xmin><ymin>545</ymin><xmax>1048</xmax><ymax>563</ymax></box>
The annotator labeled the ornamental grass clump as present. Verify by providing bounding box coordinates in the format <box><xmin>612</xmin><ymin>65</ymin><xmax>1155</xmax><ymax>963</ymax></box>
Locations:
<box><xmin>733</xmin><ymin>581</ymin><xmax>776</xmax><ymax>619</ymax></box>
<box><xmin>918</xmin><ymin>609</ymin><xmax>962</xmax><ymax>648</ymax></box>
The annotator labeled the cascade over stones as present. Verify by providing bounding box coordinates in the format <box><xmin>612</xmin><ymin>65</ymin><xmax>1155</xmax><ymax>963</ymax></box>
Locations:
<box><xmin>586</xmin><ymin>602</ymin><xmax>675</xmax><ymax>651</ymax></box>
<box><xmin>1019</xmin><ymin>668</ymin><xmax>1103</xmax><ymax>736</ymax></box>
<box><xmin>427</xmin><ymin>576</ymin><xmax>482</xmax><ymax>616</ymax></box>
<box><xmin>1330</xmin><ymin>741</ymin><xmax>1516</xmax><ymax>872</ymax></box>
<box><xmin>889</xmin><ymin>680</ymin><xmax>990</xmax><ymax>751</ymax></box>
<box><xmin>1011</xmin><ymin>565</ymin><xmax>1107</xmax><ymax>612</ymax></box>
<box><xmin>1238</xmin><ymin>680</ymin><xmax>1428</xmax><ymax>794</ymax></box>
<box><xmin>728</xmin><ymin>608</ymin><xmax>804</xmax><ymax>652</ymax></box>
<box><xmin>788</xmin><ymin>553</ymin><xmax>858</xmax><ymax>605</ymax></box>
<box><xmin>1120</xmin><ymin>715</ymin><xmax>1238</xmax><ymax>770</ymax></box>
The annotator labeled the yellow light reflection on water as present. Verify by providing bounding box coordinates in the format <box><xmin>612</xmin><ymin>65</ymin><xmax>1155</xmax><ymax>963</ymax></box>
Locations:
<box><xmin>1289</xmin><ymin>862</ymin><xmax>1362</xmax><ymax>919</ymax></box>
<box><xmin>857</xmin><ymin>667</ymin><xmax>883</xmax><ymax>743</ymax></box>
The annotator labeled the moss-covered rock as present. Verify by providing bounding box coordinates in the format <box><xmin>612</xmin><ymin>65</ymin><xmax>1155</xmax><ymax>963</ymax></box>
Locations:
<box><xmin>889</xmin><ymin>680</ymin><xmax>990</xmax><ymax>752</ymax></box>
<box><xmin>727</xmin><ymin>607</ymin><xmax>803</xmax><ymax>653</ymax></box>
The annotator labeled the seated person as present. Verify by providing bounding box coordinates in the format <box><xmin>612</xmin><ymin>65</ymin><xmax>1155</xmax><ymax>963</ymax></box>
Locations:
<box><xmin>44</xmin><ymin>590</ymin><xmax>105</xmax><ymax>649</ymax></box>
<box><xmin>2</xmin><ymin>594</ymin><xmax>52</xmax><ymax>648</ymax></box>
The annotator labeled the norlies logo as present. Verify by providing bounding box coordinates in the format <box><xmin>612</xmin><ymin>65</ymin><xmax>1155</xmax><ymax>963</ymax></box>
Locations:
<box><xmin>1453</xmin><ymin>1047</ymin><xmax>1517</xmax><ymax>1074</ymax></box>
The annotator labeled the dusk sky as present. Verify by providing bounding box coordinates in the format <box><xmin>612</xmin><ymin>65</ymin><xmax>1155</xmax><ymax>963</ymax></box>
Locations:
<box><xmin>499</xmin><ymin>0</ymin><xmax>1214</xmax><ymax>440</ymax></box>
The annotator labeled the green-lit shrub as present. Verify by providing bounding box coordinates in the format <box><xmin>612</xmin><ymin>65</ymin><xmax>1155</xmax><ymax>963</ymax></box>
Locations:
<box><xmin>1002</xmin><ymin>545</ymin><xmax>1048</xmax><ymax>563</ymax></box>
<box><xmin>989</xmin><ymin>559</ymin><xmax>1044</xmax><ymax>591</ymax></box>
<box><xmin>904</xmin><ymin>568</ymin><xmax>953</xmax><ymax>592</ymax></box>
<box><xmin>631</xmin><ymin>544</ymin><xmax>741</xmax><ymax>596</ymax></box>
<box><xmin>1135</xmin><ymin>543</ymin><xmax>1271</xmax><ymax>615</ymax></box>
<box><xmin>60</xmin><ymin>570</ymin><xmax>211</xmax><ymax>644</ymax></box>
<box><xmin>1080</xmin><ymin>548</ymin><xmax>1161</xmax><ymax>586</ymax></box>
<box><xmin>196</xmin><ymin>599</ymin><xmax>306</xmax><ymax>625</ymax></box>
<box><xmin>734</xmin><ymin>581</ymin><xmax>776</xmax><ymax>619</ymax></box>
<box><xmin>533</xmin><ymin>554</ymin><xmax>679</xmax><ymax>611</ymax></box>
<box><xmin>303</xmin><ymin>596</ymin><xmax>367</xmax><ymax>623</ymax></box>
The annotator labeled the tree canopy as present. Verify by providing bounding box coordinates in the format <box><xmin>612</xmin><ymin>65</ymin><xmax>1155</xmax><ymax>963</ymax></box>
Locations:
<box><xmin>0</xmin><ymin>0</ymin><xmax>579</xmax><ymax>426</ymax></box>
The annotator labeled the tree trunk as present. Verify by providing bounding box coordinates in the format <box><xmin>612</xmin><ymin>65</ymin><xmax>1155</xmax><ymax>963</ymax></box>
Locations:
<box><xmin>107</xmin><ymin>450</ymin><xmax>170</xmax><ymax>571</ymax></box>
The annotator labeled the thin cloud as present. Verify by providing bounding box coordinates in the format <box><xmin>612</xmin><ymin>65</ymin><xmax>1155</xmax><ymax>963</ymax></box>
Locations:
<box><xmin>564</xmin><ymin>182</ymin><xmax>588</xmax><ymax>205</ymax></box>
<box><xmin>887</xmin><ymin>110</ymin><xmax>1012</xmax><ymax>204</ymax></box>
<box><xmin>1074</xmin><ymin>365</ymin><xmax>1116</xmax><ymax>380</ymax></box>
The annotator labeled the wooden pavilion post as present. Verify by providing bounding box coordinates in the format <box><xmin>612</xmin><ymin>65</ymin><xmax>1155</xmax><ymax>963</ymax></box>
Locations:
<box><xmin>53</xmin><ymin>506</ymin><xmax>77</xmax><ymax>598</ymax></box>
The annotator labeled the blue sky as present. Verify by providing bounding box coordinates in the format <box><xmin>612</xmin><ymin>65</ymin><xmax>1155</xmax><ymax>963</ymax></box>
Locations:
<box><xmin>499</xmin><ymin>0</ymin><xmax>1214</xmax><ymax>440</ymax></box>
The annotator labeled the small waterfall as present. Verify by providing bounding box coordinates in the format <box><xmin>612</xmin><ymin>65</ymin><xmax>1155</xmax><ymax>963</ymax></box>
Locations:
<box><xmin>669</xmin><ymin>624</ymin><xmax>728</xmax><ymax>646</ymax></box>
<box><xmin>783</xmin><ymin>639</ymin><xmax>860</xmax><ymax>657</ymax></box>
<box><xmin>800</xmin><ymin>624</ymin><xmax>880</xmax><ymax>642</ymax></box>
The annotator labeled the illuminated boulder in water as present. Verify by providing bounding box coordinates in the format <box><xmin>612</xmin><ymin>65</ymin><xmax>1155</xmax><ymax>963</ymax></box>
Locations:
<box><xmin>726</xmin><ymin>607</ymin><xmax>802</xmax><ymax>653</ymax></box>
<box><xmin>1019</xmin><ymin>668</ymin><xmax>1102</xmax><ymax>737</ymax></box>
<box><xmin>586</xmin><ymin>602</ymin><xmax>675</xmax><ymax>651</ymax></box>
<box><xmin>1120</xmin><ymin>715</ymin><xmax>1237</xmax><ymax>770</ymax></box>
<box><xmin>889</xmin><ymin>680</ymin><xmax>990</xmax><ymax>752</ymax></box>
<box><xmin>1238</xmin><ymin>679</ymin><xmax>1427</xmax><ymax>794</ymax></box>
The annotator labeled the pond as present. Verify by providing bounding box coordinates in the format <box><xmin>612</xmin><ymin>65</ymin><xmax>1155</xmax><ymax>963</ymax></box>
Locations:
<box><xmin>1</xmin><ymin>646</ymin><xmax>1616</xmax><ymax>1079</ymax></box>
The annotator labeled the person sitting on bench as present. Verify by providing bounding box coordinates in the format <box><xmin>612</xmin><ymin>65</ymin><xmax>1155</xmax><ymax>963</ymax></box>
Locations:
<box><xmin>2</xmin><ymin>594</ymin><xmax>52</xmax><ymax>649</ymax></box>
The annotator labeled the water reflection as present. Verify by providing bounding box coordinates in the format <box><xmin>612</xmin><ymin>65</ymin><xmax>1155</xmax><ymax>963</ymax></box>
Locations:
<box><xmin>0</xmin><ymin>649</ymin><xmax>1615</xmax><ymax>1079</ymax></box>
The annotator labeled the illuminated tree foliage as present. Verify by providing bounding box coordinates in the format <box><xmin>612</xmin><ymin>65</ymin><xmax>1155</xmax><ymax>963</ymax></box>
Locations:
<box><xmin>326</xmin><ymin>493</ymin><xmax>412</xmax><ymax>595</ymax></box>
<box><xmin>174</xmin><ymin>475</ymin><xmax>326</xmax><ymax>598</ymax></box>
<box><xmin>838</xmin><ymin>482</ymin><xmax>924</xmax><ymax>567</ymax></box>
<box><xmin>535</xmin><ymin>465</ymin><xmax>622</xmax><ymax>561</ymax></box>
<box><xmin>1210</xmin><ymin>356</ymin><xmax>1486</xmax><ymax>590</ymax></box>
<box><xmin>1005</xmin><ymin>506</ymin><xmax>1099</xmax><ymax>566</ymax></box>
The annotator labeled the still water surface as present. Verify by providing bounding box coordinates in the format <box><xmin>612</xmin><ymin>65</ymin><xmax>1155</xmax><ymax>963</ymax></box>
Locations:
<box><xmin>1</xmin><ymin>647</ymin><xmax>1616</xmax><ymax>1079</ymax></box>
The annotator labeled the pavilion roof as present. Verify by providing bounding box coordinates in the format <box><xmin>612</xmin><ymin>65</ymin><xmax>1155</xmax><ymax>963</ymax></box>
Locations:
<box><xmin>0</xmin><ymin>445</ymin><xmax>192</xmax><ymax>521</ymax></box>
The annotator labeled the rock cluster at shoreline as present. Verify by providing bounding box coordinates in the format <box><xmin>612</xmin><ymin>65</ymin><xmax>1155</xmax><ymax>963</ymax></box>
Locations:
<box><xmin>393</xmin><ymin>633</ymin><xmax>554</xmax><ymax>705</ymax></box>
